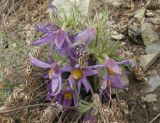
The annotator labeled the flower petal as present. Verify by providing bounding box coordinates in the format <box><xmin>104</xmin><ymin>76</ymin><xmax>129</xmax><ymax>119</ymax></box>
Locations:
<box><xmin>74</xmin><ymin>28</ymin><xmax>96</xmax><ymax>44</ymax></box>
<box><xmin>36</xmin><ymin>22</ymin><xmax>59</xmax><ymax>33</ymax></box>
<box><xmin>52</xmin><ymin>75</ymin><xmax>62</xmax><ymax>95</ymax></box>
<box><xmin>55</xmin><ymin>30</ymin><xmax>65</xmax><ymax>49</ymax></box>
<box><xmin>117</xmin><ymin>59</ymin><xmax>135</xmax><ymax>67</ymax></box>
<box><xmin>84</xmin><ymin>69</ymin><xmax>98</xmax><ymax>76</ymax></box>
<box><xmin>60</xmin><ymin>66</ymin><xmax>72</xmax><ymax>72</ymax></box>
<box><xmin>69</xmin><ymin>76</ymin><xmax>75</xmax><ymax>89</ymax></box>
<box><xmin>30</xmin><ymin>55</ymin><xmax>54</xmax><ymax>68</ymax></box>
<box><xmin>81</xmin><ymin>77</ymin><xmax>91</xmax><ymax>93</ymax></box>
<box><xmin>106</xmin><ymin>58</ymin><xmax>122</xmax><ymax>74</ymax></box>
<box><xmin>108</xmin><ymin>75</ymin><xmax>124</xmax><ymax>88</ymax></box>
<box><xmin>77</xmin><ymin>80</ymin><xmax>82</xmax><ymax>94</ymax></box>
<box><xmin>32</xmin><ymin>33</ymin><xmax>54</xmax><ymax>46</ymax></box>
<box><xmin>51</xmin><ymin>77</ymin><xmax>59</xmax><ymax>94</ymax></box>
<box><xmin>86</xmin><ymin>64</ymin><xmax>105</xmax><ymax>69</ymax></box>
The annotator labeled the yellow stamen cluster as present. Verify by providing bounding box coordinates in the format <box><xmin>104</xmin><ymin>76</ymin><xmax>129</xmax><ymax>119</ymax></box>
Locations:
<box><xmin>64</xmin><ymin>92</ymin><xmax>73</xmax><ymax>100</ymax></box>
<box><xmin>71</xmin><ymin>69</ymin><xmax>83</xmax><ymax>80</ymax></box>
<box><xmin>49</xmin><ymin>68</ymin><xmax>55</xmax><ymax>78</ymax></box>
<box><xmin>106</xmin><ymin>66</ymin><xmax>115</xmax><ymax>75</ymax></box>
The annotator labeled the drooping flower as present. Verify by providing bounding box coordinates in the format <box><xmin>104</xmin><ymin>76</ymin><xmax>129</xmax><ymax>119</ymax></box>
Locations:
<box><xmin>32</xmin><ymin>22</ymin><xmax>71</xmax><ymax>50</ymax></box>
<box><xmin>99</xmin><ymin>58</ymin><xmax>133</xmax><ymax>96</ymax></box>
<box><xmin>30</xmin><ymin>55</ymin><xmax>62</xmax><ymax>95</ymax></box>
<box><xmin>47</xmin><ymin>88</ymin><xmax>78</xmax><ymax>110</ymax></box>
<box><xmin>63</xmin><ymin>64</ymin><xmax>98</xmax><ymax>93</ymax></box>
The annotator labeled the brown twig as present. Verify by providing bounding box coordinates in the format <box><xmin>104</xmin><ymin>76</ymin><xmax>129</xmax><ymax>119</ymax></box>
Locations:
<box><xmin>149</xmin><ymin>113</ymin><xmax>160</xmax><ymax>123</ymax></box>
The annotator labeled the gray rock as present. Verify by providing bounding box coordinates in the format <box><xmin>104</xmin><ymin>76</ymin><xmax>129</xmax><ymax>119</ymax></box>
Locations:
<box><xmin>12</xmin><ymin>43</ymin><xmax>17</xmax><ymax>48</ymax></box>
<box><xmin>105</xmin><ymin>0</ymin><xmax>123</xmax><ymax>8</ymax></box>
<box><xmin>145</xmin><ymin>75</ymin><xmax>160</xmax><ymax>93</ymax></box>
<box><xmin>110</xmin><ymin>31</ymin><xmax>125</xmax><ymax>40</ymax></box>
<box><xmin>134</xmin><ymin>8</ymin><xmax>145</xmax><ymax>22</ymax></box>
<box><xmin>144</xmin><ymin>94</ymin><xmax>157</xmax><ymax>102</ymax></box>
<box><xmin>52</xmin><ymin>0</ymin><xmax>99</xmax><ymax>16</ymax></box>
<box><xmin>146</xmin><ymin>10</ymin><xmax>156</xmax><ymax>17</ymax></box>
<box><xmin>128</xmin><ymin>22</ymin><xmax>143</xmax><ymax>44</ymax></box>
<box><xmin>51</xmin><ymin>0</ymin><xmax>77</xmax><ymax>17</ymax></box>
<box><xmin>139</xmin><ymin>53</ymin><xmax>159</xmax><ymax>71</ymax></box>
<box><xmin>141</xmin><ymin>23</ymin><xmax>159</xmax><ymax>45</ymax></box>
<box><xmin>145</xmin><ymin>42</ymin><xmax>160</xmax><ymax>54</ymax></box>
<box><xmin>112</xmin><ymin>0</ymin><xmax>122</xmax><ymax>8</ymax></box>
<box><xmin>150</xmin><ymin>16</ymin><xmax>160</xmax><ymax>25</ymax></box>
<box><xmin>124</xmin><ymin>109</ymin><xmax>129</xmax><ymax>115</ymax></box>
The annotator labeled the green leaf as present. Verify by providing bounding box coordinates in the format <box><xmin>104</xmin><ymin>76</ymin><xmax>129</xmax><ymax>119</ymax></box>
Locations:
<box><xmin>78</xmin><ymin>100</ymin><xmax>95</xmax><ymax>113</ymax></box>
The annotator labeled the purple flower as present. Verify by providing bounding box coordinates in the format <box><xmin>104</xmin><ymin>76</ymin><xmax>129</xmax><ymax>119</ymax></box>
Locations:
<box><xmin>30</xmin><ymin>55</ymin><xmax>62</xmax><ymax>95</ymax></box>
<box><xmin>47</xmin><ymin>88</ymin><xmax>78</xmax><ymax>110</ymax></box>
<box><xmin>99</xmin><ymin>58</ymin><xmax>133</xmax><ymax>96</ymax></box>
<box><xmin>63</xmin><ymin>64</ymin><xmax>98</xmax><ymax>93</ymax></box>
<box><xmin>32</xmin><ymin>22</ymin><xmax>71</xmax><ymax>50</ymax></box>
<box><xmin>72</xmin><ymin>27</ymin><xmax>96</xmax><ymax>45</ymax></box>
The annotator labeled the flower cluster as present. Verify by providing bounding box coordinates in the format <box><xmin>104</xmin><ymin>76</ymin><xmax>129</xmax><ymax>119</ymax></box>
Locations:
<box><xmin>30</xmin><ymin>22</ymin><xmax>132</xmax><ymax>110</ymax></box>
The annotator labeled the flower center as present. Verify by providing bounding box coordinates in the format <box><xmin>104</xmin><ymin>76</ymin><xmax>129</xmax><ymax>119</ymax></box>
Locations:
<box><xmin>106</xmin><ymin>66</ymin><xmax>115</xmax><ymax>75</ymax></box>
<box><xmin>64</xmin><ymin>92</ymin><xmax>72</xmax><ymax>100</ymax></box>
<box><xmin>49</xmin><ymin>68</ymin><xmax>55</xmax><ymax>78</ymax></box>
<box><xmin>71</xmin><ymin>69</ymin><xmax>83</xmax><ymax>80</ymax></box>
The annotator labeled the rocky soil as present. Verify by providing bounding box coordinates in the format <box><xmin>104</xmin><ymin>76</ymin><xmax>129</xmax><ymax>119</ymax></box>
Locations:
<box><xmin>0</xmin><ymin>0</ymin><xmax>160</xmax><ymax>122</ymax></box>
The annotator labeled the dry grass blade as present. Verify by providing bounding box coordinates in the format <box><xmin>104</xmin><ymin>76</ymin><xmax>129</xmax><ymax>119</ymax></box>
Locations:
<box><xmin>40</xmin><ymin>106</ymin><xmax>62</xmax><ymax>123</ymax></box>
<box><xmin>0</xmin><ymin>103</ymin><xmax>61</xmax><ymax>115</ymax></box>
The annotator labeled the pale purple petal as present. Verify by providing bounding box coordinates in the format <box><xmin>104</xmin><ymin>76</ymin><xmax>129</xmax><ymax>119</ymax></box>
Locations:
<box><xmin>75</xmin><ymin>28</ymin><xmax>96</xmax><ymax>44</ymax></box>
<box><xmin>77</xmin><ymin>80</ymin><xmax>82</xmax><ymax>94</ymax></box>
<box><xmin>36</xmin><ymin>22</ymin><xmax>59</xmax><ymax>33</ymax></box>
<box><xmin>86</xmin><ymin>64</ymin><xmax>105</xmax><ymax>69</ymax></box>
<box><xmin>50</xmin><ymin>40</ymin><xmax>55</xmax><ymax>51</ymax></box>
<box><xmin>81</xmin><ymin>77</ymin><xmax>91</xmax><ymax>93</ymax></box>
<box><xmin>60</xmin><ymin>66</ymin><xmax>72</xmax><ymax>72</ymax></box>
<box><xmin>65</xmin><ymin>36</ymin><xmax>72</xmax><ymax>45</ymax></box>
<box><xmin>69</xmin><ymin>76</ymin><xmax>75</xmax><ymax>89</ymax></box>
<box><xmin>84</xmin><ymin>69</ymin><xmax>98</xmax><ymax>76</ymax></box>
<box><xmin>116</xmin><ymin>60</ymin><xmax>133</xmax><ymax>65</ymax></box>
<box><xmin>30</xmin><ymin>55</ymin><xmax>54</xmax><ymax>68</ymax></box>
<box><xmin>108</xmin><ymin>75</ymin><xmax>124</xmax><ymax>88</ymax></box>
<box><xmin>53</xmin><ymin>75</ymin><xmax>62</xmax><ymax>95</ymax></box>
<box><xmin>51</xmin><ymin>77</ymin><xmax>59</xmax><ymax>93</ymax></box>
<box><xmin>55</xmin><ymin>30</ymin><xmax>65</xmax><ymax>49</ymax></box>
<box><xmin>32</xmin><ymin>33</ymin><xmax>54</xmax><ymax>45</ymax></box>
<box><xmin>106</xmin><ymin>58</ymin><xmax>122</xmax><ymax>74</ymax></box>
